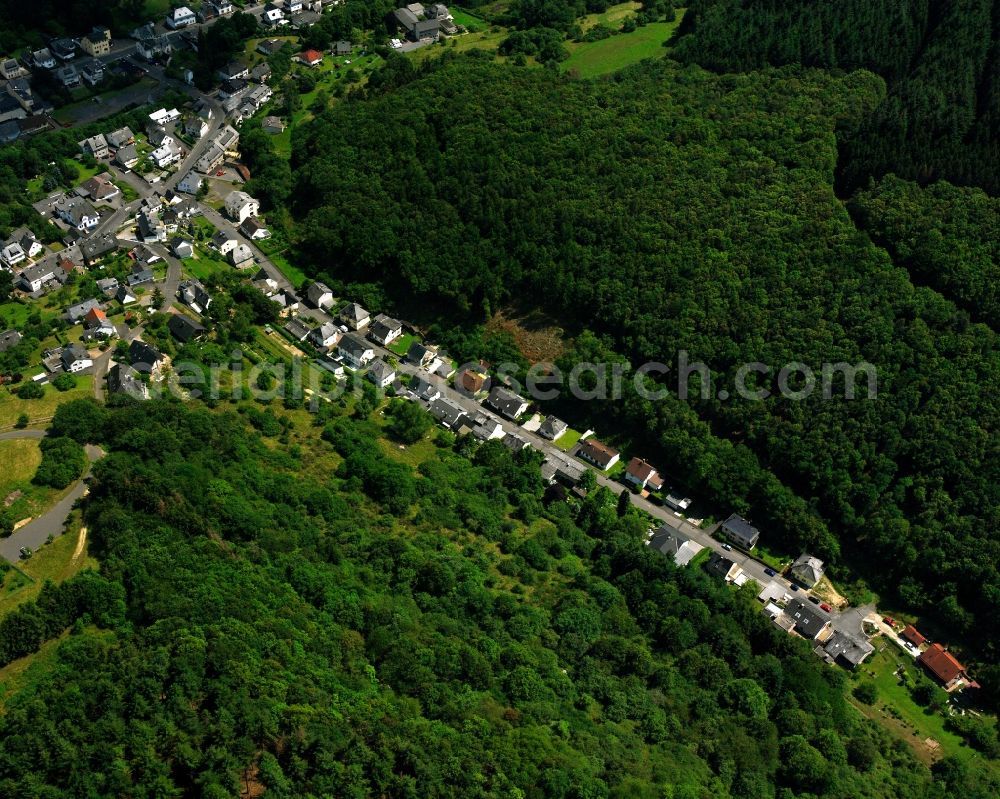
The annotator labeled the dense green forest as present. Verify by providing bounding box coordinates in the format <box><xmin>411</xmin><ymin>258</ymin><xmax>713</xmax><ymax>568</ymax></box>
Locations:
<box><xmin>672</xmin><ymin>0</ymin><xmax>1000</xmax><ymax>194</ymax></box>
<box><xmin>285</xmin><ymin>55</ymin><xmax>1000</xmax><ymax>668</ymax></box>
<box><xmin>0</xmin><ymin>398</ymin><xmax>992</xmax><ymax>797</ymax></box>
<box><xmin>849</xmin><ymin>176</ymin><xmax>1000</xmax><ymax>323</ymax></box>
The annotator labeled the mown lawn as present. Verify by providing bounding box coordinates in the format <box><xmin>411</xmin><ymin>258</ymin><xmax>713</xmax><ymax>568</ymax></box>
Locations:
<box><xmin>553</xmin><ymin>427</ymin><xmax>582</xmax><ymax>451</ymax></box>
<box><xmin>562</xmin><ymin>14</ymin><xmax>685</xmax><ymax>78</ymax></box>
<box><xmin>389</xmin><ymin>333</ymin><xmax>418</xmax><ymax>357</ymax></box>
<box><xmin>578</xmin><ymin>1</ymin><xmax>642</xmax><ymax>31</ymax></box>
<box><xmin>0</xmin><ymin>439</ymin><xmax>66</xmax><ymax>524</ymax></box>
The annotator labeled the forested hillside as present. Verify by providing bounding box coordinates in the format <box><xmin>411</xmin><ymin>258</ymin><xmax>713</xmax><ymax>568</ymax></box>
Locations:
<box><xmin>287</xmin><ymin>56</ymin><xmax>1000</xmax><ymax>664</ymax></box>
<box><xmin>0</xmin><ymin>399</ymin><xmax>990</xmax><ymax>798</ymax></box>
<box><xmin>671</xmin><ymin>0</ymin><xmax>1000</xmax><ymax>194</ymax></box>
<box><xmin>849</xmin><ymin>176</ymin><xmax>1000</xmax><ymax>323</ymax></box>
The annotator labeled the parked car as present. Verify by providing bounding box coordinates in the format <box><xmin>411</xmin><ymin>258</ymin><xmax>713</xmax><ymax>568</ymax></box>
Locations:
<box><xmin>764</xmin><ymin>567</ymin><xmax>777</xmax><ymax>577</ymax></box>
<box><xmin>808</xmin><ymin>596</ymin><xmax>820</xmax><ymax>605</ymax></box>
<box><xmin>721</xmin><ymin>543</ymin><xmax>732</xmax><ymax>551</ymax></box>
<box><xmin>883</xmin><ymin>616</ymin><xmax>896</xmax><ymax>627</ymax></box>
<box><xmin>820</xmin><ymin>602</ymin><xmax>832</xmax><ymax>612</ymax></box>
<box><xmin>18</xmin><ymin>546</ymin><xmax>32</xmax><ymax>559</ymax></box>
<box><xmin>789</xmin><ymin>583</ymin><xmax>800</xmax><ymax>591</ymax></box>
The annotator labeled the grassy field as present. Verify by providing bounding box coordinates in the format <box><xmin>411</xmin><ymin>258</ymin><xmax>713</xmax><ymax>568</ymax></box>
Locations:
<box><xmin>0</xmin><ymin>438</ymin><xmax>68</xmax><ymax>525</ymax></box>
<box><xmin>850</xmin><ymin>643</ymin><xmax>968</xmax><ymax>764</ymax></box>
<box><xmin>578</xmin><ymin>1</ymin><xmax>642</xmax><ymax>31</ymax></box>
<box><xmin>562</xmin><ymin>13</ymin><xmax>685</xmax><ymax>78</ymax></box>
<box><xmin>257</xmin><ymin>241</ymin><xmax>308</xmax><ymax>288</ymax></box>
<box><xmin>452</xmin><ymin>6</ymin><xmax>489</xmax><ymax>30</ymax></box>
<box><xmin>0</xmin><ymin>376</ymin><xmax>94</xmax><ymax>430</ymax></box>
<box><xmin>409</xmin><ymin>28</ymin><xmax>510</xmax><ymax>62</ymax></box>
<box><xmin>0</xmin><ymin>524</ymin><xmax>96</xmax><ymax>620</ymax></box>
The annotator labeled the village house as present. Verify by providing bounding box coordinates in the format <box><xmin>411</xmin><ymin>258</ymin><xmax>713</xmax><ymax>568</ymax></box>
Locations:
<box><xmin>455</xmin><ymin>363</ymin><xmax>488</xmax><ymax>395</ymax></box>
<box><xmin>306</xmin><ymin>281</ymin><xmax>334</xmax><ymax>310</ymax></box>
<box><xmin>151</xmin><ymin>141</ymin><xmax>183</xmax><ymax>169</ymax></box>
<box><xmin>80</xmin><ymin>232</ymin><xmax>119</xmax><ymax>265</ymax></box>
<box><xmin>114</xmin><ymin>144</ymin><xmax>139</xmax><ymax>170</ymax></box>
<box><xmin>132</xmin><ymin>24</ymin><xmax>173</xmax><ymax>61</ymax></box>
<box><xmin>178</xmin><ymin>279</ymin><xmax>212</xmax><ymax>313</ymax></box>
<box><xmin>664</xmin><ymin>491</ymin><xmax>693</xmax><ymax>512</ymax></box>
<box><xmin>83</xmin><ymin>307</ymin><xmax>117</xmax><ymax>339</ymax></box>
<box><xmin>61</xmin><ymin>344</ymin><xmax>92</xmax><ymax>373</ymax></box>
<box><xmin>918</xmin><ymin>644</ymin><xmax>976</xmax><ymax>691</ymax></box>
<box><xmin>1</xmin><ymin>242</ymin><xmax>26</xmax><ymax>269</ymax></box>
<box><xmin>339</xmin><ymin>302</ymin><xmax>371</xmax><ymax>330</ymax></box>
<box><xmin>262</xmin><ymin>115</ymin><xmax>286</xmax><ymax>134</ymax></box>
<box><xmin>647</xmin><ymin>527</ymin><xmax>704</xmax><ymax>567</ymax></box>
<box><xmin>106</xmin><ymin>126</ymin><xmax>135</xmax><ymax>148</ymax></box>
<box><xmin>77</xmin><ymin>174</ymin><xmax>119</xmax><ymax>202</ymax></box>
<box><xmin>538</xmin><ymin>415</ymin><xmax>568</xmax><ymax>440</ymax></box>
<box><xmin>502</xmin><ymin>431</ymin><xmax>530</xmax><ymax>452</ymax></box>
<box><xmin>129</xmin><ymin>339</ymin><xmax>166</xmax><ymax>378</ymax></box>
<box><xmin>79</xmin><ymin>133</ymin><xmax>109</xmax><ymax>159</ymax></box>
<box><xmin>81</xmin><ymin>27</ymin><xmax>112</xmax><ymax>57</ymax></box>
<box><xmin>56</xmin><ymin>64</ymin><xmax>81</xmax><ymax>89</ymax></box>
<box><xmin>177</xmin><ymin>171</ymin><xmax>203</xmax><ymax>195</ymax></box>
<box><xmin>333</xmin><ymin>40</ymin><xmax>352</xmax><ymax>56</ymax></box>
<box><xmin>405</xmin><ymin>341</ymin><xmax>437</xmax><ymax>369</ymax></box>
<box><xmin>308</xmin><ymin>322</ymin><xmax>341</xmax><ymax>349</ymax></box>
<box><xmin>782</xmin><ymin>598</ymin><xmax>832</xmax><ymax>641</ymax></box>
<box><xmin>706</xmin><ymin>552</ymin><xmax>744</xmax><ymax>583</ymax></box>
<box><xmin>624</xmin><ymin>457</ymin><xmax>665</xmax><ymax>491</ymax></box>
<box><xmin>284</xmin><ymin>317</ymin><xmax>312</xmax><ymax>342</ymax></box>
<box><xmin>7</xmin><ymin>227</ymin><xmax>43</xmax><ymax>259</ymax></box>
<box><xmin>32</xmin><ymin>48</ymin><xmax>56</xmax><ymax>70</ymax></box>
<box><xmin>212</xmin><ymin>229</ymin><xmax>239</xmax><ymax>256</ymax></box>
<box><xmin>17</xmin><ymin>262</ymin><xmax>56</xmax><ymax>292</ymax></box>
<box><xmin>577</xmin><ymin>437</ymin><xmax>620</xmax><ymax>471</ymax></box>
<box><xmin>294</xmin><ymin>49</ymin><xmax>324</xmax><ymax>67</ymax></box>
<box><xmin>171</xmin><ymin>238</ymin><xmax>195</xmax><ymax>260</ymax></box>
<box><xmin>790</xmin><ymin>554</ymin><xmax>825</xmax><ymax>588</ymax></box>
<box><xmin>116</xmin><ymin>285</ymin><xmax>137</xmax><ymax>305</ymax></box>
<box><xmin>66</xmin><ymin>298</ymin><xmax>102</xmax><ymax>323</ymax></box>
<box><xmin>79</xmin><ymin>60</ymin><xmax>104</xmax><ymax>87</ymax></box>
<box><xmin>228</xmin><ymin>243</ymin><xmax>254</xmax><ymax>269</ymax></box>
<box><xmin>224</xmin><ymin>190</ymin><xmax>260</xmax><ymax>223</ymax></box>
<box><xmin>251</xmin><ymin>62</ymin><xmax>272</xmax><ymax>83</ymax></box>
<box><xmin>55</xmin><ymin>195</ymin><xmax>100</xmax><ymax>232</ymax></box>
<box><xmin>107</xmin><ymin>363</ymin><xmax>150</xmax><ymax>401</ymax></box>
<box><xmin>167</xmin><ymin>6</ymin><xmax>197</xmax><ymax>28</ymax></box>
<box><xmin>195</xmin><ymin>143</ymin><xmax>225</xmax><ymax>173</ymax></box>
<box><xmin>168</xmin><ymin>314</ymin><xmax>206</xmax><ymax>343</ymax></box>
<box><xmin>367</xmin><ymin>359</ymin><xmax>396</xmax><ymax>389</ymax></box>
<box><xmin>720</xmin><ymin>514</ymin><xmax>761</xmax><ymax>550</ymax></box>
<box><xmin>485</xmin><ymin>385</ymin><xmax>529</xmax><ymax>420</ymax></box>
<box><xmin>368</xmin><ymin>314</ymin><xmax>403</xmax><ymax>346</ymax></box>
<box><xmin>0</xmin><ymin>58</ymin><xmax>29</xmax><ymax>80</ymax></box>
<box><xmin>137</xmin><ymin>208</ymin><xmax>166</xmax><ymax>242</ymax></box>
<box><xmin>338</xmin><ymin>334</ymin><xmax>375</xmax><ymax>369</ymax></box>
<box><xmin>410</xmin><ymin>374</ymin><xmax>442</xmax><ymax>403</ymax></box>
<box><xmin>429</xmin><ymin>396</ymin><xmax>470</xmax><ymax>430</ymax></box>
<box><xmin>239</xmin><ymin>217</ymin><xmax>270</xmax><ymax>240</ymax></box>
<box><xmin>184</xmin><ymin>115</ymin><xmax>209</xmax><ymax>139</ymax></box>
<box><xmin>901</xmin><ymin>625</ymin><xmax>928</xmax><ymax>649</ymax></box>
<box><xmin>217</xmin><ymin>60</ymin><xmax>250</xmax><ymax>81</ymax></box>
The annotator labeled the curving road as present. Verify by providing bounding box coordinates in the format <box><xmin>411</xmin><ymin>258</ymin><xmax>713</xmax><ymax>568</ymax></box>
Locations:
<box><xmin>0</xmin><ymin>431</ymin><xmax>103</xmax><ymax>564</ymax></box>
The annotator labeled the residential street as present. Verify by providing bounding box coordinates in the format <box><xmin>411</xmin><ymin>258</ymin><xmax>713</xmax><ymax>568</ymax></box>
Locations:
<box><xmin>0</xmin><ymin>431</ymin><xmax>103</xmax><ymax>564</ymax></box>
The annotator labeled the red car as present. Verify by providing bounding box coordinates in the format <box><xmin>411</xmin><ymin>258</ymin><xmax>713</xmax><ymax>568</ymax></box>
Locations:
<box><xmin>820</xmin><ymin>602</ymin><xmax>832</xmax><ymax>612</ymax></box>
<box><xmin>216</xmin><ymin>170</ymin><xmax>225</xmax><ymax>176</ymax></box>
<box><xmin>883</xmin><ymin>616</ymin><xmax>896</xmax><ymax>627</ymax></box>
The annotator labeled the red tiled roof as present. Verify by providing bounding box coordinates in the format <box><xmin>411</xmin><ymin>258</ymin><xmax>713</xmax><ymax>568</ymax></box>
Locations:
<box><xmin>299</xmin><ymin>49</ymin><xmax>323</xmax><ymax>63</ymax></box>
<box><xmin>901</xmin><ymin>625</ymin><xmax>927</xmax><ymax>647</ymax></box>
<box><xmin>919</xmin><ymin>643</ymin><xmax>965</xmax><ymax>684</ymax></box>
<box><xmin>85</xmin><ymin>307</ymin><xmax>107</xmax><ymax>324</ymax></box>
<box><xmin>626</xmin><ymin>457</ymin><xmax>656</xmax><ymax>481</ymax></box>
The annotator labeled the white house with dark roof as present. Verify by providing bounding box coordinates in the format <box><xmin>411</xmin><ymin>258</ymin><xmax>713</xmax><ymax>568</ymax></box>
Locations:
<box><xmin>368</xmin><ymin>314</ymin><xmax>402</xmax><ymax>346</ymax></box>
<box><xmin>306</xmin><ymin>281</ymin><xmax>334</xmax><ymax>310</ymax></box>
<box><xmin>485</xmin><ymin>385</ymin><xmax>529</xmax><ymax>420</ymax></box>
<box><xmin>339</xmin><ymin>302</ymin><xmax>370</xmax><ymax>329</ymax></box>
<box><xmin>790</xmin><ymin>554</ymin><xmax>825</xmax><ymax>587</ymax></box>
<box><xmin>720</xmin><ymin>514</ymin><xmax>760</xmax><ymax>550</ymax></box>
<box><xmin>338</xmin><ymin>334</ymin><xmax>375</xmax><ymax>369</ymax></box>
<box><xmin>167</xmin><ymin>6</ymin><xmax>197</xmax><ymax>28</ymax></box>
<box><xmin>224</xmin><ymin>190</ymin><xmax>260</xmax><ymax>223</ymax></box>
<box><xmin>79</xmin><ymin>133</ymin><xmax>109</xmax><ymax>159</ymax></box>
<box><xmin>54</xmin><ymin>196</ymin><xmax>100</xmax><ymax>232</ymax></box>
<box><xmin>61</xmin><ymin>344</ymin><xmax>92</xmax><ymax>373</ymax></box>
<box><xmin>367</xmin><ymin>359</ymin><xmax>396</xmax><ymax>389</ymax></box>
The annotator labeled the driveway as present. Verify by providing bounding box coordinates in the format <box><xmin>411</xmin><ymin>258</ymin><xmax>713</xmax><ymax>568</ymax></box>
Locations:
<box><xmin>0</xmin><ymin>432</ymin><xmax>103</xmax><ymax>564</ymax></box>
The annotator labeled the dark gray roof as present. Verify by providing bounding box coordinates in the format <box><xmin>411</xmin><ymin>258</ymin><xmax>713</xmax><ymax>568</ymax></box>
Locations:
<box><xmin>0</xmin><ymin>329</ymin><xmax>22</xmax><ymax>352</ymax></box>
<box><xmin>129</xmin><ymin>339</ymin><xmax>163</xmax><ymax>368</ymax></box>
<box><xmin>721</xmin><ymin>514</ymin><xmax>760</xmax><ymax>548</ymax></box>
<box><xmin>538</xmin><ymin>415</ymin><xmax>567</xmax><ymax>439</ymax></box>
<box><xmin>486</xmin><ymin>385</ymin><xmax>528</xmax><ymax>419</ymax></box>
<box><xmin>339</xmin><ymin>333</ymin><xmax>372</xmax><ymax>357</ymax></box>
<box><xmin>168</xmin><ymin>314</ymin><xmax>206</xmax><ymax>342</ymax></box>
<box><xmin>783</xmin><ymin>598</ymin><xmax>830</xmax><ymax>640</ymax></box>
<box><xmin>706</xmin><ymin>552</ymin><xmax>737</xmax><ymax>580</ymax></box>
<box><xmin>107</xmin><ymin>363</ymin><xmax>149</xmax><ymax>400</ymax></box>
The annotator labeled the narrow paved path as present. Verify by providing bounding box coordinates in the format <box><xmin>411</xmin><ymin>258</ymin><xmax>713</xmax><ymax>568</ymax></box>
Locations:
<box><xmin>0</xmin><ymin>431</ymin><xmax>103</xmax><ymax>564</ymax></box>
